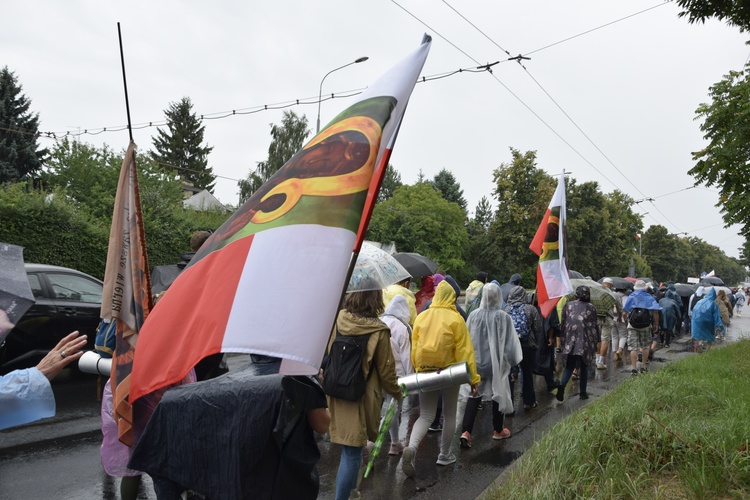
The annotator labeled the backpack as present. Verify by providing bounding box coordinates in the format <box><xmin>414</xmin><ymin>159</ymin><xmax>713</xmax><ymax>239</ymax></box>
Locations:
<box><xmin>94</xmin><ymin>319</ymin><xmax>116</xmax><ymax>358</ymax></box>
<box><xmin>322</xmin><ymin>329</ymin><xmax>373</xmax><ymax>401</ymax></box>
<box><xmin>629</xmin><ymin>307</ymin><xmax>652</xmax><ymax>329</ymax></box>
<box><xmin>509</xmin><ymin>303</ymin><xmax>537</xmax><ymax>349</ymax></box>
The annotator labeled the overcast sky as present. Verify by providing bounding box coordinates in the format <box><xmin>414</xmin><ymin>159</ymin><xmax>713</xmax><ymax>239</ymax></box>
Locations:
<box><xmin>3</xmin><ymin>1</ymin><xmax>748</xmax><ymax>263</ymax></box>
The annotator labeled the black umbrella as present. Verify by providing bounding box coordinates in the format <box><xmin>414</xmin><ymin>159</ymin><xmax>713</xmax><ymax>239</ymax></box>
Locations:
<box><xmin>0</xmin><ymin>243</ymin><xmax>35</xmax><ymax>341</ymax></box>
<box><xmin>673</xmin><ymin>283</ymin><xmax>698</xmax><ymax>298</ymax></box>
<box><xmin>598</xmin><ymin>277</ymin><xmax>634</xmax><ymax>292</ymax></box>
<box><xmin>700</xmin><ymin>276</ymin><xmax>725</xmax><ymax>286</ymax></box>
<box><xmin>392</xmin><ymin>252</ymin><xmax>438</xmax><ymax>278</ymax></box>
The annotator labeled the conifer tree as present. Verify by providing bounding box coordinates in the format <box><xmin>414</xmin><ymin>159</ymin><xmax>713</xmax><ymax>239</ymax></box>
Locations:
<box><xmin>152</xmin><ymin>97</ymin><xmax>215</xmax><ymax>192</ymax></box>
<box><xmin>0</xmin><ymin>67</ymin><xmax>47</xmax><ymax>183</ymax></box>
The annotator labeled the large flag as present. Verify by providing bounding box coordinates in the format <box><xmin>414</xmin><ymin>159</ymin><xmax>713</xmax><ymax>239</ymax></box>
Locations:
<box><xmin>100</xmin><ymin>141</ymin><xmax>153</xmax><ymax>446</ymax></box>
<box><xmin>130</xmin><ymin>36</ymin><xmax>432</xmax><ymax>402</ymax></box>
<box><xmin>529</xmin><ymin>175</ymin><xmax>573</xmax><ymax>317</ymax></box>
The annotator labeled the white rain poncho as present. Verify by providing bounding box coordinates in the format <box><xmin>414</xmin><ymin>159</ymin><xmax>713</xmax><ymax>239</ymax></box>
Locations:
<box><xmin>380</xmin><ymin>294</ymin><xmax>414</xmax><ymax>378</ymax></box>
<box><xmin>463</xmin><ymin>283</ymin><xmax>522</xmax><ymax>413</ymax></box>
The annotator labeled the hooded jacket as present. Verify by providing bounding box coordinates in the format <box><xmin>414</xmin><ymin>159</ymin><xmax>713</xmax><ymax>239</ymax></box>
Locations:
<box><xmin>380</xmin><ymin>295</ymin><xmax>414</xmax><ymax>378</ymax></box>
<box><xmin>415</xmin><ymin>275</ymin><xmax>435</xmax><ymax>313</ymax></box>
<box><xmin>327</xmin><ymin>309</ymin><xmax>401</xmax><ymax>446</ymax></box>
<box><xmin>411</xmin><ymin>281</ymin><xmax>480</xmax><ymax>385</ymax></box>
<box><xmin>499</xmin><ymin>273</ymin><xmax>522</xmax><ymax>303</ymax></box>
<box><xmin>504</xmin><ymin>285</ymin><xmax>542</xmax><ymax>349</ymax></box>
<box><xmin>383</xmin><ymin>284</ymin><xmax>417</xmax><ymax>326</ymax></box>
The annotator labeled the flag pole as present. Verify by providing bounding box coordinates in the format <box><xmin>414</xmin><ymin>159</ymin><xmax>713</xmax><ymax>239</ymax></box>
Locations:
<box><xmin>117</xmin><ymin>22</ymin><xmax>134</xmax><ymax>143</ymax></box>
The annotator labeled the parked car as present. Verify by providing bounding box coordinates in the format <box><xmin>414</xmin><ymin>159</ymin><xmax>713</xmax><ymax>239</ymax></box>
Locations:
<box><xmin>0</xmin><ymin>264</ymin><xmax>102</xmax><ymax>375</ymax></box>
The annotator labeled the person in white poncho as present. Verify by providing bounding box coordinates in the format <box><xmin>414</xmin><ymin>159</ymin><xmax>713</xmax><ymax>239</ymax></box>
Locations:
<box><xmin>379</xmin><ymin>294</ymin><xmax>414</xmax><ymax>456</ymax></box>
<box><xmin>459</xmin><ymin>283</ymin><xmax>523</xmax><ymax>448</ymax></box>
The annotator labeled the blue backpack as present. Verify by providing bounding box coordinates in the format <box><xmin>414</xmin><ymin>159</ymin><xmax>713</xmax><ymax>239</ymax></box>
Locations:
<box><xmin>509</xmin><ymin>303</ymin><xmax>537</xmax><ymax>349</ymax></box>
<box><xmin>94</xmin><ymin>319</ymin><xmax>116</xmax><ymax>358</ymax></box>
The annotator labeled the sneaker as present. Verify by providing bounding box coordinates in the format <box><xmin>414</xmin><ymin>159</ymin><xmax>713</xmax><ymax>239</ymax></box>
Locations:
<box><xmin>493</xmin><ymin>428</ymin><xmax>511</xmax><ymax>440</ymax></box>
<box><xmin>388</xmin><ymin>442</ymin><xmax>404</xmax><ymax>456</ymax></box>
<box><xmin>402</xmin><ymin>446</ymin><xmax>416</xmax><ymax>478</ymax></box>
<box><xmin>436</xmin><ymin>452</ymin><xmax>457</xmax><ymax>466</ymax></box>
<box><xmin>428</xmin><ymin>423</ymin><xmax>442</xmax><ymax>433</ymax></box>
<box><xmin>637</xmin><ymin>352</ymin><xmax>643</xmax><ymax>363</ymax></box>
<box><xmin>580</xmin><ymin>392</ymin><xmax>589</xmax><ymax>400</ymax></box>
<box><xmin>631</xmin><ymin>369</ymin><xmax>638</xmax><ymax>376</ymax></box>
<box><xmin>640</xmin><ymin>366</ymin><xmax>647</xmax><ymax>374</ymax></box>
<box><xmin>556</xmin><ymin>386</ymin><xmax>564</xmax><ymax>402</ymax></box>
<box><xmin>596</xmin><ymin>362</ymin><xmax>607</xmax><ymax>370</ymax></box>
<box><xmin>664</xmin><ymin>344</ymin><xmax>670</xmax><ymax>349</ymax></box>
<box><xmin>460</xmin><ymin>431</ymin><xmax>472</xmax><ymax>449</ymax></box>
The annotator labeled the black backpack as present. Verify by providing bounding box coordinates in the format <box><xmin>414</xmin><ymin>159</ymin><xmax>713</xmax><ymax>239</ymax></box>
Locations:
<box><xmin>322</xmin><ymin>329</ymin><xmax>373</xmax><ymax>401</ymax></box>
<box><xmin>629</xmin><ymin>307</ymin><xmax>652</xmax><ymax>329</ymax></box>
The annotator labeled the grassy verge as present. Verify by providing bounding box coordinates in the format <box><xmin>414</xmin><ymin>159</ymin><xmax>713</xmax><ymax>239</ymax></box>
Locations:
<box><xmin>486</xmin><ymin>340</ymin><xmax>750</xmax><ymax>499</ymax></box>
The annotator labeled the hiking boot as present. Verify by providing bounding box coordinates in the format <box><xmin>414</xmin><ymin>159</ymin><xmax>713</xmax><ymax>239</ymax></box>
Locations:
<box><xmin>493</xmin><ymin>428</ymin><xmax>511</xmax><ymax>440</ymax></box>
<box><xmin>556</xmin><ymin>386</ymin><xmax>564</xmax><ymax>402</ymax></box>
<box><xmin>640</xmin><ymin>366</ymin><xmax>647</xmax><ymax>374</ymax></box>
<box><xmin>637</xmin><ymin>352</ymin><xmax>643</xmax><ymax>363</ymax></box>
<box><xmin>631</xmin><ymin>369</ymin><xmax>638</xmax><ymax>376</ymax></box>
<box><xmin>402</xmin><ymin>446</ymin><xmax>416</xmax><ymax>478</ymax></box>
<box><xmin>388</xmin><ymin>442</ymin><xmax>404</xmax><ymax>456</ymax></box>
<box><xmin>596</xmin><ymin>362</ymin><xmax>607</xmax><ymax>370</ymax></box>
<box><xmin>436</xmin><ymin>452</ymin><xmax>457</xmax><ymax>466</ymax></box>
<box><xmin>460</xmin><ymin>431</ymin><xmax>472</xmax><ymax>449</ymax></box>
<box><xmin>580</xmin><ymin>392</ymin><xmax>589</xmax><ymax>400</ymax></box>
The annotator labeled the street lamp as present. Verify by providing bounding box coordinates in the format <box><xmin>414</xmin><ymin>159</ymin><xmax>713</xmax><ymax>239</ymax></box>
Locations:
<box><xmin>316</xmin><ymin>56</ymin><xmax>369</xmax><ymax>133</ymax></box>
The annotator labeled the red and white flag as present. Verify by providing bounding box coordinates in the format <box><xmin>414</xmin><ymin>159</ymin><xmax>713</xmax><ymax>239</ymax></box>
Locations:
<box><xmin>130</xmin><ymin>36</ymin><xmax>432</xmax><ymax>402</ymax></box>
<box><xmin>100</xmin><ymin>141</ymin><xmax>153</xmax><ymax>445</ymax></box>
<box><xmin>529</xmin><ymin>175</ymin><xmax>573</xmax><ymax>317</ymax></box>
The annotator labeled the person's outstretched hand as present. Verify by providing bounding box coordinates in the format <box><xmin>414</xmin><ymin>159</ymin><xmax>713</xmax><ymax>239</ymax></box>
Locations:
<box><xmin>36</xmin><ymin>331</ymin><xmax>88</xmax><ymax>381</ymax></box>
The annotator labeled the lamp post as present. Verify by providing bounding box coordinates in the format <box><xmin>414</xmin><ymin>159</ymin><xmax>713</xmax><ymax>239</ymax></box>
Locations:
<box><xmin>316</xmin><ymin>56</ymin><xmax>369</xmax><ymax>133</ymax></box>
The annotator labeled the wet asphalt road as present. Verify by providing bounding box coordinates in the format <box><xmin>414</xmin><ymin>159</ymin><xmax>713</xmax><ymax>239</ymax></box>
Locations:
<box><xmin>2</xmin><ymin>313</ymin><xmax>749</xmax><ymax>500</ymax></box>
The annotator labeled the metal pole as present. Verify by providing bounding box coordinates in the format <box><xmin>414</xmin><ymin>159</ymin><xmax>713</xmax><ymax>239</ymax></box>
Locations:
<box><xmin>117</xmin><ymin>22</ymin><xmax>133</xmax><ymax>143</ymax></box>
<box><xmin>316</xmin><ymin>57</ymin><xmax>368</xmax><ymax>134</ymax></box>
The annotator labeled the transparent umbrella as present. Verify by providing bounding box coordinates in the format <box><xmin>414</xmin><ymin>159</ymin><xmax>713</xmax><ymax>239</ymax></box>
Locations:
<box><xmin>347</xmin><ymin>243</ymin><xmax>411</xmax><ymax>292</ymax></box>
<box><xmin>0</xmin><ymin>243</ymin><xmax>35</xmax><ymax>342</ymax></box>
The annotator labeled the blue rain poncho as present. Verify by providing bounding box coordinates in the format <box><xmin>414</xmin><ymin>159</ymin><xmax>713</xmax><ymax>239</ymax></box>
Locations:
<box><xmin>0</xmin><ymin>367</ymin><xmax>55</xmax><ymax>430</ymax></box>
<box><xmin>691</xmin><ymin>287</ymin><xmax>723</xmax><ymax>343</ymax></box>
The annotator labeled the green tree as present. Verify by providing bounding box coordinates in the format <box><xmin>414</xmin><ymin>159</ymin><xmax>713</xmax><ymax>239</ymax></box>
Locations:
<box><xmin>431</xmin><ymin>168</ymin><xmax>467</xmax><ymax>212</ymax></box>
<box><xmin>642</xmin><ymin>225</ymin><xmax>680</xmax><ymax>282</ymax></box>
<box><xmin>473</xmin><ymin>196</ymin><xmax>494</xmax><ymax>230</ymax></box>
<box><xmin>464</xmin><ymin>196</ymin><xmax>495</xmax><ymax>280</ymax></box>
<box><xmin>0</xmin><ymin>67</ymin><xmax>46</xmax><ymax>183</ymax></box>
<box><xmin>152</xmin><ymin>97</ymin><xmax>216</xmax><ymax>192</ymax></box>
<box><xmin>377</xmin><ymin>163</ymin><xmax>402</xmax><ymax>203</ymax></box>
<box><xmin>486</xmin><ymin>148</ymin><xmax>554</xmax><ymax>285</ymax></box>
<box><xmin>239</xmin><ymin>110</ymin><xmax>309</xmax><ymax>203</ymax></box>
<box><xmin>366</xmin><ymin>182</ymin><xmax>468</xmax><ymax>275</ymax></box>
<box><xmin>565</xmin><ymin>183</ymin><xmax>644</xmax><ymax>279</ymax></box>
<box><xmin>689</xmin><ymin>66</ymin><xmax>750</xmax><ymax>238</ymax></box>
<box><xmin>673</xmin><ymin>0</ymin><xmax>750</xmax><ymax>32</ymax></box>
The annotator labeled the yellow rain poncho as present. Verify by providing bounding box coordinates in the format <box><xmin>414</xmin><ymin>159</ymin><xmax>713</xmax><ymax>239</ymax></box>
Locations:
<box><xmin>411</xmin><ymin>281</ymin><xmax>480</xmax><ymax>385</ymax></box>
<box><xmin>383</xmin><ymin>284</ymin><xmax>417</xmax><ymax>326</ymax></box>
